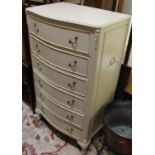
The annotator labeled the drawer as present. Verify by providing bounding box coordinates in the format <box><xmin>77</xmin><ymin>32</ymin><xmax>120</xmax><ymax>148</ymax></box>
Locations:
<box><xmin>32</xmin><ymin>55</ymin><xmax>87</xmax><ymax>97</ymax></box>
<box><xmin>30</xmin><ymin>36</ymin><xmax>88</xmax><ymax>77</ymax></box>
<box><xmin>39</xmin><ymin>102</ymin><xmax>82</xmax><ymax>140</ymax></box>
<box><xmin>34</xmin><ymin>73</ymin><xmax>85</xmax><ymax>114</ymax></box>
<box><xmin>27</xmin><ymin>17</ymin><xmax>91</xmax><ymax>54</ymax></box>
<box><xmin>36</xmin><ymin>90</ymin><xmax>84</xmax><ymax>129</ymax></box>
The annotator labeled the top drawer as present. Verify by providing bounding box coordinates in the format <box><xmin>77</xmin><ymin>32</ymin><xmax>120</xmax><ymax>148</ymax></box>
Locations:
<box><xmin>27</xmin><ymin>17</ymin><xmax>91</xmax><ymax>55</ymax></box>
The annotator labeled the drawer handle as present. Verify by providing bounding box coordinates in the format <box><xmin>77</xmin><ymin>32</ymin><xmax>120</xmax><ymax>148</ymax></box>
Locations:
<box><xmin>66</xmin><ymin>128</ymin><xmax>73</xmax><ymax>133</ymax></box>
<box><xmin>68</xmin><ymin>61</ymin><xmax>77</xmax><ymax>71</ymax></box>
<box><xmin>34</xmin><ymin>23</ymin><xmax>39</xmax><ymax>34</ymax></box>
<box><xmin>37</xmin><ymin>62</ymin><xmax>40</xmax><ymax>66</ymax></box>
<box><xmin>39</xmin><ymin>93</ymin><xmax>44</xmax><ymax>101</ymax></box>
<box><xmin>40</xmin><ymin>83</ymin><xmax>43</xmax><ymax>87</ymax></box>
<box><xmin>68</xmin><ymin>36</ymin><xmax>78</xmax><ymax>49</ymax></box>
<box><xmin>34</xmin><ymin>23</ymin><xmax>37</xmax><ymax>28</ymax></box>
<box><xmin>35</xmin><ymin>28</ymin><xmax>39</xmax><ymax>34</ymax></box>
<box><xmin>38</xmin><ymin>67</ymin><xmax>42</xmax><ymax>71</ymax></box>
<box><xmin>37</xmin><ymin>66</ymin><xmax>42</xmax><ymax>71</ymax></box>
<box><xmin>35</xmin><ymin>44</ymin><xmax>40</xmax><ymax>54</ymax></box>
<box><xmin>35</xmin><ymin>44</ymin><xmax>38</xmax><ymax>49</ymax></box>
<box><xmin>109</xmin><ymin>57</ymin><xmax>117</xmax><ymax>66</ymax></box>
<box><xmin>66</xmin><ymin>115</ymin><xmax>74</xmax><ymax>121</ymax></box>
<box><xmin>67</xmin><ymin>100</ymin><xmax>75</xmax><ymax>106</ymax></box>
<box><xmin>38</xmin><ymin>80</ymin><xmax>43</xmax><ymax>87</ymax></box>
<box><xmin>41</xmin><ymin>107</ymin><xmax>45</xmax><ymax>113</ymax></box>
<box><xmin>68</xmin><ymin>82</ymin><xmax>76</xmax><ymax>91</ymax></box>
<box><xmin>36</xmin><ymin>49</ymin><xmax>40</xmax><ymax>54</ymax></box>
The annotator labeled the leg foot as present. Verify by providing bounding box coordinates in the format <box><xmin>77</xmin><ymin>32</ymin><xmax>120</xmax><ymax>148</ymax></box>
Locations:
<box><xmin>81</xmin><ymin>147</ymin><xmax>87</xmax><ymax>155</ymax></box>
<box><xmin>77</xmin><ymin>140</ymin><xmax>90</xmax><ymax>155</ymax></box>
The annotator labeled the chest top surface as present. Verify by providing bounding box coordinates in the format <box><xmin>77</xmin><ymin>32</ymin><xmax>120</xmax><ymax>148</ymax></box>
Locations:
<box><xmin>26</xmin><ymin>2</ymin><xmax>130</xmax><ymax>28</ymax></box>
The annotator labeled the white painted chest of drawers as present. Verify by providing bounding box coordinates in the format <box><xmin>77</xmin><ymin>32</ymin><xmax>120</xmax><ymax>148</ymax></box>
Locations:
<box><xmin>26</xmin><ymin>2</ymin><xmax>131</xmax><ymax>154</ymax></box>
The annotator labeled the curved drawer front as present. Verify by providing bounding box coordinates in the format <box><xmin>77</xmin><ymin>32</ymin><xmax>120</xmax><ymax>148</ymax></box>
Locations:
<box><xmin>32</xmin><ymin>55</ymin><xmax>87</xmax><ymax>96</ymax></box>
<box><xmin>34</xmin><ymin>73</ymin><xmax>85</xmax><ymax>114</ymax></box>
<box><xmin>28</xmin><ymin>17</ymin><xmax>91</xmax><ymax>54</ymax></box>
<box><xmin>36</xmin><ymin>90</ymin><xmax>84</xmax><ymax>129</ymax></box>
<box><xmin>30</xmin><ymin>37</ymin><xmax>88</xmax><ymax>77</ymax></box>
<box><xmin>39</xmin><ymin>102</ymin><xmax>82</xmax><ymax>140</ymax></box>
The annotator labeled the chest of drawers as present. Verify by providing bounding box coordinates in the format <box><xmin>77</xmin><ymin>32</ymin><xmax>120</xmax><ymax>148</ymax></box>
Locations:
<box><xmin>26</xmin><ymin>2</ymin><xmax>131</xmax><ymax>154</ymax></box>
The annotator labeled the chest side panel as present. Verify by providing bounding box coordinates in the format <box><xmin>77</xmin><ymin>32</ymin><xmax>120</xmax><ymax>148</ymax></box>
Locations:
<box><xmin>90</xmin><ymin>22</ymin><xmax>131</xmax><ymax>135</ymax></box>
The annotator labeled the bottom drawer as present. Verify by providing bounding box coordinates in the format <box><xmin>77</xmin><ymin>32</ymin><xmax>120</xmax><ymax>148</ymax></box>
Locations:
<box><xmin>36</xmin><ymin>88</ymin><xmax>84</xmax><ymax>129</ymax></box>
<box><xmin>39</xmin><ymin>101</ymin><xmax>82</xmax><ymax>140</ymax></box>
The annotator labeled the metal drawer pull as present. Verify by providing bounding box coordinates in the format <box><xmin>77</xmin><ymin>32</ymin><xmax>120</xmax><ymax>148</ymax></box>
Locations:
<box><xmin>109</xmin><ymin>57</ymin><xmax>117</xmax><ymax>66</ymax></box>
<box><xmin>35</xmin><ymin>28</ymin><xmax>39</xmax><ymax>34</ymax></box>
<box><xmin>37</xmin><ymin>64</ymin><xmax>42</xmax><ymax>71</ymax></box>
<box><xmin>37</xmin><ymin>62</ymin><xmax>40</xmax><ymax>66</ymax></box>
<box><xmin>68</xmin><ymin>36</ymin><xmax>78</xmax><ymax>49</ymax></box>
<box><xmin>36</xmin><ymin>28</ymin><xmax>39</xmax><ymax>33</ymax></box>
<box><xmin>41</xmin><ymin>107</ymin><xmax>45</xmax><ymax>113</ymax></box>
<box><xmin>66</xmin><ymin>128</ymin><xmax>73</xmax><ymax>133</ymax></box>
<box><xmin>39</xmin><ymin>93</ymin><xmax>44</xmax><ymax>101</ymax></box>
<box><xmin>35</xmin><ymin>44</ymin><xmax>40</xmax><ymax>54</ymax></box>
<box><xmin>66</xmin><ymin>115</ymin><xmax>74</xmax><ymax>121</ymax></box>
<box><xmin>35</xmin><ymin>44</ymin><xmax>38</xmax><ymax>49</ymax></box>
<box><xmin>36</xmin><ymin>49</ymin><xmax>40</xmax><ymax>54</ymax></box>
<box><xmin>68</xmin><ymin>82</ymin><xmax>76</xmax><ymax>90</ymax></box>
<box><xmin>34</xmin><ymin>23</ymin><xmax>37</xmax><ymax>28</ymax></box>
<box><xmin>68</xmin><ymin>61</ymin><xmax>77</xmax><ymax>71</ymax></box>
<box><xmin>67</xmin><ymin>100</ymin><xmax>75</xmax><ymax>106</ymax></box>
<box><xmin>34</xmin><ymin>23</ymin><xmax>39</xmax><ymax>34</ymax></box>
<box><xmin>38</xmin><ymin>67</ymin><xmax>42</xmax><ymax>71</ymax></box>
<box><xmin>38</xmin><ymin>80</ymin><xmax>43</xmax><ymax>87</ymax></box>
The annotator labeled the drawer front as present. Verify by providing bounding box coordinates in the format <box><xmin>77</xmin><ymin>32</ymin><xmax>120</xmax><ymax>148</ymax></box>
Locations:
<box><xmin>36</xmin><ymin>90</ymin><xmax>84</xmax><ymax>129</ymax></box>
<box><xmin>34</xmin><ymin>73</ymin><xmax>85</xmax><ymax>114</ymax></box>
<box><xmin>39</xmin><ymin>102</ymin><xmax>82</xmax><ymax>140</ymax></box>
<box><xmin>32</xmin><ymin>55</ymin><xmax>87</xmax><ymax>96</ymax></box>
<box><xmin>28</xmin><ymin>17</ymin><xmax>91</xmax><ymax>54</ymax></box>
<box><xmin>30</xmin><ymin>37</ymin><xmax>88</xmax><ymax>77</ymax></box>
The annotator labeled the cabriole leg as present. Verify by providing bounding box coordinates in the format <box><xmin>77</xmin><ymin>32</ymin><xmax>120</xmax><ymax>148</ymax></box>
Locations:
<box><xmin>77</xmin><ymin>140</ymin><xmax>90</xmax><ymax>155</ymax></box>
